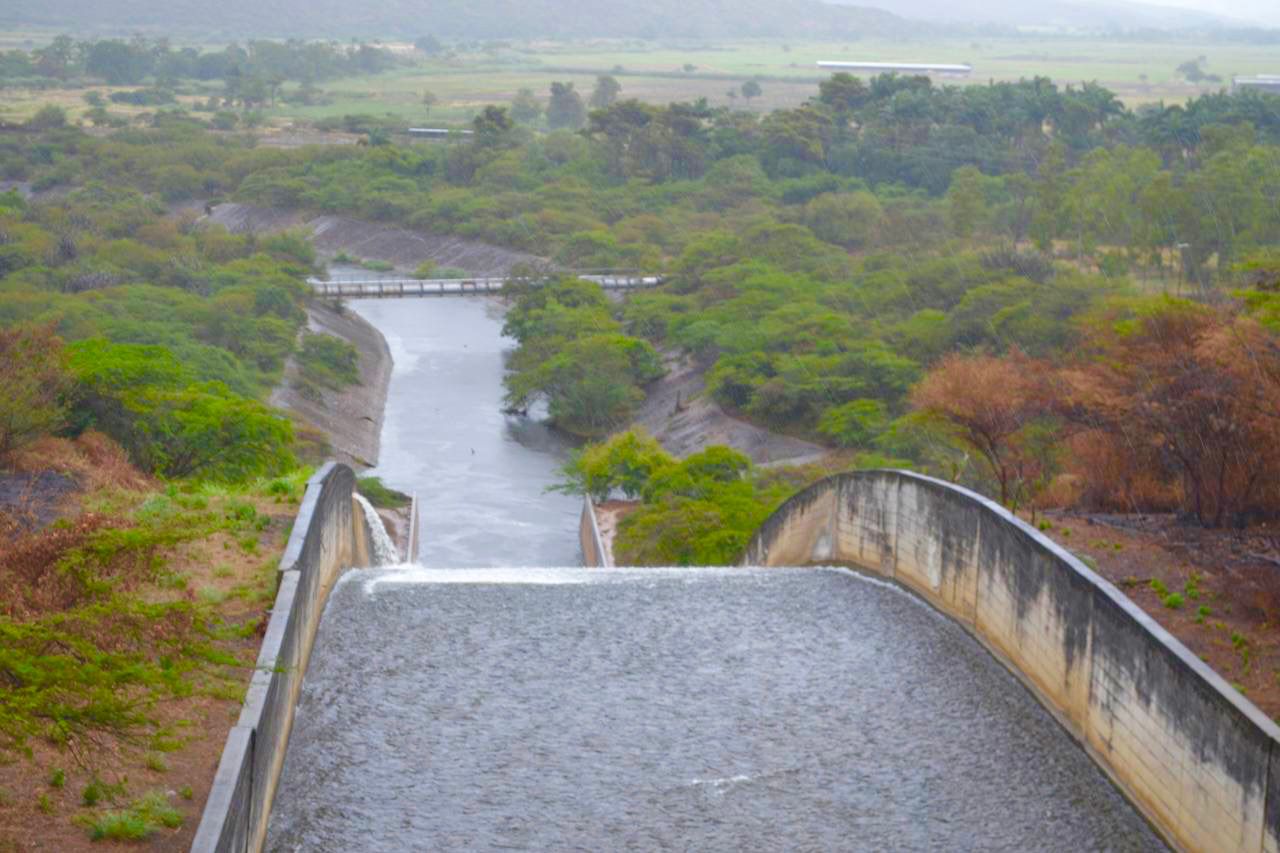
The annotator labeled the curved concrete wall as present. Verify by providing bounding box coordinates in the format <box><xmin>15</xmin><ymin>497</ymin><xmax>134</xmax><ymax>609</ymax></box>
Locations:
<box><xmin>192</xmin><ymin>463</ymin><xmax>371</xmax><ymax>853</ymax></box>
<box><xmin>742</xmin><ymin>470</ymin><xmax>1280</xmax><ymax>853</ymax></box>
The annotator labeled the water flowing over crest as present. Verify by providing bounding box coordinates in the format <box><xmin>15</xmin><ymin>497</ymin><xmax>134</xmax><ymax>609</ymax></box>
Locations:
<box><xmin>354</xmin><ymin>492</ymin><xmax>401</xmax><ymax>566</ymax></box>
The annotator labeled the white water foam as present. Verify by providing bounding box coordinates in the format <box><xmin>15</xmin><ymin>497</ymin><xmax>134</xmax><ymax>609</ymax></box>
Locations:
<box><xmin>354</xmin><ymin>493</ymin><xmax>402</xmax><ymax>566</ymax></box>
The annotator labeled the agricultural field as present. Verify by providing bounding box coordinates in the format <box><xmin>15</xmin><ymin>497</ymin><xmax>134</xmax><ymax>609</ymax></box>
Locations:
<box><xmin>2</xmin><ymin>33</ymin><xmax>1277</xmax><ymax>128</ymax></box>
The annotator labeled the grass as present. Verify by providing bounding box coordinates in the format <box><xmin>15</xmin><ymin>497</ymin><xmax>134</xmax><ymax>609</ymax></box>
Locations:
<box><xmin>82</xmin><ymin>790</ymin><xmax>182</xmax><ymax>842</ymax></box>
<box><xmin>144</xmin><ymin>753</ymin><xmax>168</xmax><ymax>773</ymax></box>
<box><xmin>48</xmin><ymin>769</ymin><xmax>64</xmax><ymax>788</ymax></box>
<box><xmin>357</xmin><ymin>476</ymin><xmax>411</xmax><ymax>509</ymax></box>
<box><xmin>4</xmin><ymin>33</ymin><xmax>1268</xmax><ymax>127</ymax></box>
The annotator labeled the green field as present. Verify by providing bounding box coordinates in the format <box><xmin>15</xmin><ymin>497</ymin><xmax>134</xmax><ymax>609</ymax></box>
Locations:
<box><xmin>263</xmin><ymin>36</ymin><xmax>1280</xmax><ymax>127</ymax></box>
<box><xmin>2</xmin><ymin>33</ymin><xmax>1277</xmax><ymax>128</ymax></box>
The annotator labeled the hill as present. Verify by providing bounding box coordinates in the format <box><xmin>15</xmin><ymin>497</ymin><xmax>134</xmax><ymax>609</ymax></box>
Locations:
<box><xmin>825</xmin><ymin>0</ymin><xmax>1242</xmax><ymax>32</ymax></box>
<box><xmin>0</xmin><ymin>0</ymin><xmax>910</xmax><ymax>40</ymax></box>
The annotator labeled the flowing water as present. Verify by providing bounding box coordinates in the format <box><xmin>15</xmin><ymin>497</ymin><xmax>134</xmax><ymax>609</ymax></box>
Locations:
<box><xmin>352</xmin><ymin>492</ymin><xmax>401</xmax><ymax>566</ymax></box>
<box><xmin>266</xmin><ymin>298</ymin><xmax>1164</xmax><ymax>852</ymax></box>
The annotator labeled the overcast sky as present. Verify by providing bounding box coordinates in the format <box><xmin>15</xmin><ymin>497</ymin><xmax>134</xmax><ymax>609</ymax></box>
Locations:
<box><xmin>1148</xmin><ymin>0</ymin><xmax>1280</xmax><ymax>27</ymax></box>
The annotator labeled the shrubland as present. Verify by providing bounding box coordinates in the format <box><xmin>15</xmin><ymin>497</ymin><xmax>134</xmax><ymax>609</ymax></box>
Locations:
<box><xmin>0</xmin><ymin>70</ymin><xmax>1278</xmax><ymax>808</ymax></box>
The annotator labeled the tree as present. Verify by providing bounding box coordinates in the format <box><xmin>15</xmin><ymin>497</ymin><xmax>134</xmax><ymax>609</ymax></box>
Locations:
<box><xmin>509</xmin><ymin>88</ymin><xmax>542</xmax><ymax>124</ymax></box>
<box><xmin>1063</xmin><ymin>299</ymin><xmax>1280</xmax><ymax>526</ymax></box>
<box><xmin>817</xmin><ymin>399</ymin><xmax>889</xmax><ymax>448</ymax></box>
<box><xmin>472</xmin><ymin>105</ymin><xmax>515</xmax><ymax>147</ymax></box>
<box><xmin>421</xmin><ymin>90</ymin><xmax>438</xmax><ymax>117</ymax></box>
<box><xmin>740</xmin><ymin>79</ymin><xmax>763</xmax><ymax>105</ymax></box>
<box><xmin>0</xmin><ymin>326</ymin><xmax>70</xmax><ymax>462</ymax></box>
<box><xmin>911</xmin><ymin>350</ymin><xmax>1058</xmax><ymax>509</ymax></box>
<box><xmin>946</xmin><ymin>165</ymin><xmax>989</xmax><ymax>239</ymax></box>
<box><xmin>25</xmin><ymin>106</ymin><xmax>67</xmax><ymax>131</ymax></box>
<box><xmin>803</xmin><ymin>191</ymin><xmax>883</xmax><ymax>250</ymax></box>
<box><xmin>415</xmin><ymin>35</ymin><xmax>444</xmax><ymax>56</ymax></box>
<box><xmin>556</xmin><ymin>429</ymin><xmax>672</xmax><ymax>502</ymax></box>
<box><xmin>589</xmin><ymin>75</ymin><xmax>622</xmax><ymax>110</ymax></box>
<box><xmin>66</xmin><ymin>341</ymin><xmax>295</xmax><ymax>482</ymax></box>
<box><xmin>547</xmin><ymin>81</ymin><xmax>586</xmax><ymax>131</ymax></box>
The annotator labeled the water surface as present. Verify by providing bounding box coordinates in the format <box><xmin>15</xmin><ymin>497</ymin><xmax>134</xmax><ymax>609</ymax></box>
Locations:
<box><xmin>267</xmin><ymin>297</ymin><xmax>1163</xmax><ymax>852</ymax></box>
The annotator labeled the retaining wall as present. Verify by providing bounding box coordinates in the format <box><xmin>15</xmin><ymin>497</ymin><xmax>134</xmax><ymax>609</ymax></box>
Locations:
<box><xmin>741</xmin><ymin>470</ymin><xmax>1280</xmax><ymax>853</ymax></box>
<box><xmin>192</xmin><ymin>463</ymin><xmax>372</xmax><ymax>853</ymax></box>
<box><xmin>580</xmin><ymin>495</ymin><xmax>609</xmax><ymax>567</ymax></box>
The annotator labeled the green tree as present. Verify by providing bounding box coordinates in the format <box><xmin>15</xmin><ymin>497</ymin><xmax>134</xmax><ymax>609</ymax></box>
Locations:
<box><xmin>0</xmin><ymin>326</ymin><xmax>70</xmax><ymax>462</ymax></box>
<box><xmin>510</xmin><ymin>88</ymin><xmax>542</xmax><ymax>124</ymax></box>
<box><xmin>547</xmin><ymin>82</ymin><xmax>586</xmax><ymax>131</ymax></box>
<box><xmin>817</xmin><ymin>399</ymin><xmax>889</xmax><ymax>448</ymax></box>
<box><xmin>589</xmin><ymin>75</ymin><xmax>622</xmax><ymax>110</ymax></box>
<box><xmin>803</xmin><ymin>191</ymin><xmax>883</xmax><ymax>250</ymax></box>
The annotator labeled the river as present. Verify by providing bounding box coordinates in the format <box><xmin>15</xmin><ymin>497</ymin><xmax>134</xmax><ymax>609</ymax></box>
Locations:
<box><xmin>265</xmin><ymin>297</ymin><xmax>1164</xmax><ymax>852</ymax></box>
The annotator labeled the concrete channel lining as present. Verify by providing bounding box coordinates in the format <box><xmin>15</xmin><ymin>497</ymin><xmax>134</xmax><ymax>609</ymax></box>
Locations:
<box><xmin>740</xmin><ymin>469</ymin><xmax>1280</xmax><ymax>853</ymax></box>
<box><xmin>192</xmin><ymin>462</ymin><xmax>372</xmax><ymax>853</ymax></box>
<box><xmin>204</xmin><ymin>462</ymin><xmax>1279</xmax><ymax>853</ymax></box>
<box><xmin>580</xmin><ymin>494</ymin><xmax>610</xmax><ymax>568</ymax></box>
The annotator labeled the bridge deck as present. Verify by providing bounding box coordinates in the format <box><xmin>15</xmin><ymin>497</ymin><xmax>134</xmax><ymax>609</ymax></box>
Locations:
<box><xmin>307</xmin><ymin>275</ymin><xmax>661</xmax><ymax>298</ymax></box>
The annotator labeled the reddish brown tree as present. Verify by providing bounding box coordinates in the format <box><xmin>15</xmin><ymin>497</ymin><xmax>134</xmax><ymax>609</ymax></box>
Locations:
<box><xmin>911</xmin><ymin>349</ymin><xmax>1059</xmax><ymax>509</ymax></box>
<box><xmin>1063</xmin><ymin>299</ymin><xmax>1280</xmax><ymax>527</ymax></box>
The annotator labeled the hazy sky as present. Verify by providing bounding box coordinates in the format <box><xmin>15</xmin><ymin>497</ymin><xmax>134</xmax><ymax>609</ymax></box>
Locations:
<box><xmin>1147</xmin><ymin>0</ymin><xmax>1280</xmax><ymax>27</ymax></box>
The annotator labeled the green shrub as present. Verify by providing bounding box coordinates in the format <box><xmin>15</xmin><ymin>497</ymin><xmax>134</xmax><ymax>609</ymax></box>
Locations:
<box><xmin>49</xmin><ymin>768</ymin><xmax>65</xmax><ymax>788</ymax></box>
<box><xmin>1162</xmin><ymin>592</ymin><xmax>1184</xmax><ymax>609</ymax></box>
<box><xmin>87</xmin><ymin>811</ymin><xmax>150</xmax><ymax>841</ymax></box>
<box><xmin>296</xmin><ymin>333</ymin><xmax>360</xmax><ymax>392</ymax></box>
<box><xmin>84</xmin><ymin>790</ymin><xmax>183</xmax><ymax>841</ymax></box>
<box><xmin>357</xmin><ymin>476</ymin><xmax>411</xmax><ymax>509</ymax></box>
<box><xmin>1149</xmin><ymin>578</ymin><xmax>1169</xmax><ymax>597</ymax></box>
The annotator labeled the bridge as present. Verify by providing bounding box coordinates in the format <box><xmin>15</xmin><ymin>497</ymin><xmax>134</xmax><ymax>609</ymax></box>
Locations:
<box><xmin>306</xmin><ymin>272</ymin><xmax>663</xmax><ymax>298</ymax></box>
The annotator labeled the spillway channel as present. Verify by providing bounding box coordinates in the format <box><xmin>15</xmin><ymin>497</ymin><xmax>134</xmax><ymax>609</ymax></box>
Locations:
<box><xmin>266</xmin><ymin>298</ymin><xmax>1164</xmax><ymax>851</ymax></box>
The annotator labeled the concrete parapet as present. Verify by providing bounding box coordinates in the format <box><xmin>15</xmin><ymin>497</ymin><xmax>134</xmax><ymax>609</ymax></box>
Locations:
<box><xmin>580</xmin><ymin>495</ymin><xmax>610</xmax><ymax>567</ymax></box>
<box><xmin>192</xmin><ymin>462</ymin><xmax>370</xmax><ymax>853</ymax></box>
<box><xmin>743</xmin><ymin>470</ymin><xmax>1280</xmax><ymax>853</ymax></box>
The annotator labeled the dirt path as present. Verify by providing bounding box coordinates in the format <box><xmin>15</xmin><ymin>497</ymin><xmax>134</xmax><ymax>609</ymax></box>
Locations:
<box><xmin>205</xmin><ymin>203</ymin><xmax>540</xmax><ymax>276</ymax></box>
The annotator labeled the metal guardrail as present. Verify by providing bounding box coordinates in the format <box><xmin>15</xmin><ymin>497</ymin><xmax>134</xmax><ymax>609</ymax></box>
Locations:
<box><xmin>306</xmin><ymin>274</ymin><xmax>663</xmax><ymax>298</ymax></box>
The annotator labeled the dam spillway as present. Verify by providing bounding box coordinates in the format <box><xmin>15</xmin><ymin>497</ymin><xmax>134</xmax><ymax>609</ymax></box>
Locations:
<box><xmin>264</xmin><ymin>298</ymin><xmax>1164</xmax><ymax>851</ymax></box>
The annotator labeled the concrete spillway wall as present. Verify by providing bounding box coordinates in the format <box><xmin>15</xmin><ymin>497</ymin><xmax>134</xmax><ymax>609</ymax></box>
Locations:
<box><xmin>192</xmin><ymin>463</ymin><xmax>372</xmax><ymax>853</ymax></box>
<box><xmin>580</xmin><ymin>495</ymin><xmax>609</xmax><ymax>568</ymax></box>
<box><xmin>741</xmin><ymin>470</ymin><xmax>1280</xmax><ymax>853</ymax></box>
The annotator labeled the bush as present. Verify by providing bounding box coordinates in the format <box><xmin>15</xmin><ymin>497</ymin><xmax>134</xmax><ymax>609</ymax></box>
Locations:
<box><xmin>0</xmin><ymin>325</ymin><xmax>71</xmax><ymax>462</ymax></box>
<box><xmin>297</xmin><ymin>333</ymin><xmax>360</xmax><ymax>392</ymax></box>
<box><xmin>357</xmin><ymin>476</ymin><xmax>410</xmax><ymax>509</ymax></box>
<box><xmin>83</xmin><ymin>790</ymin><xmax>182</xmax><ymax>841</ymax></box>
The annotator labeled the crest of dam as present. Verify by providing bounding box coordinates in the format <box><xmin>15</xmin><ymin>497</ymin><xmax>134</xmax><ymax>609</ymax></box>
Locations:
<box><xmin>739</xmin><ymin>468</ymin><xmax>1280</xmax><ymax>853</ymax></box>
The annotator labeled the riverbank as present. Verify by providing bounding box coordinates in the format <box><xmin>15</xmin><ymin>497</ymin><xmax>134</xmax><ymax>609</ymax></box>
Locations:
<box><xmin>205</xmin><ymin>203</ymin><xmax>539</xmax><ymax>276</ymax></box>
<box><xmin>630</xmin><ymin>350</ymin><xmax>825</xmax><ymax>466</ymax></box>
<box><xmin>271</xmin><ymin>301</ymin><xmax>392</xmax><ymax>471</ymax></box>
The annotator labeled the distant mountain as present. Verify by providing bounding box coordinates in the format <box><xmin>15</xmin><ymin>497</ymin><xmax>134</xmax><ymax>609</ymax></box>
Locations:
<box><xmin>0</xmin><ymin>0</ymin><xmax>911</xmax><ymax>40</ymax></box>
<box><xmin>824</xmin><ymin>0</ymin><xmax>1244</xmax><ymax>32</ymax></box>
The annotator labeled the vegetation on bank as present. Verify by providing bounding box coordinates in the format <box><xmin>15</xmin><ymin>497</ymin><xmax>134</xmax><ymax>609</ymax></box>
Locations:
<box><xmin>556</xmin><ymin>431</ymin><xmax>814</xmax><ymax>565</ymax></box>
<box><xmin>1</xmin><ymin>62</ymin><xmax>1279</xmax><ymax>844</ymax></box>
<box><xmin>0</xmin><ymin>132</ymin><xmax>366</xmax><ymax>844</ymax></box>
